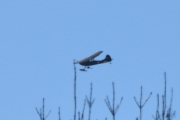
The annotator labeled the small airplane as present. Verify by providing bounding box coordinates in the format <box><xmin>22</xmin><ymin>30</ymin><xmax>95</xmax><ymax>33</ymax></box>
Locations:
<box><xmin>74</xmin><ymin>51</ymin><xmax>112</xmax><ymax>71</ymax></box>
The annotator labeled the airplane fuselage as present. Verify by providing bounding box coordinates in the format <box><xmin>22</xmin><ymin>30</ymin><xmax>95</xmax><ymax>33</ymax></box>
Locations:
<box><xmin>80</xmin><ymin>60</ymin><xmax>109</xmax><ymax>66</ymax></box>
<box><xmin>74</xmin><ymin>51</ymin><xmax>112</xmax><ymax>71</ymax></box>
<box><xmin>79</xmin><ymin>55</ymin><xmax>112</xmax><ymax>66</ymax></box>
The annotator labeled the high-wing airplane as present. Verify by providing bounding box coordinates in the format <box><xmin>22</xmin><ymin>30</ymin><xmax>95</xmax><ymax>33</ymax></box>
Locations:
<box><xmin>74</xmin><ymin>51</ymin><xmax>112</xmax><ymax>71</ymax></box>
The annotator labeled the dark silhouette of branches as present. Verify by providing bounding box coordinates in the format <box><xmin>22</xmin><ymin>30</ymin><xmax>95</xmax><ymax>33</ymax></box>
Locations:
<box><xmin>35</xmin><ymin>69</ymin><xmax>177</xmax><ymax>120</ymax></box>
<box><xmin>152</xmin><ymin>94</ymin><xmax>161</xmax><ymax>120</ymax></box>
<box><xmin>105</xmin><ymin>82</ymin><xmax>123</xmax><ymax>120</ymax></box>
<box><xmin>152</xmin><ymin>73</ymin><xmax>176</xmax><ymax>120</ymax></box>
<box><xmin>58</xmin><ymin>107</ymin><xmax>61</xmax><ymax>120</ymax></box>
<box><xmin>78</xmin><ymin>112</ymin><xmax>80</xmax><ymax>120</ymax></box>
<box><xmin>74</xmin><ymin>60</ymin><xmax>77</xmax><ymax>120</ymax></box>
<box><xmin>78</xmin><ymin>98</ymin><xmax>86</xmax><ymax>120</ymax></box>
<box><xmin>134</xmin><ymin>86</ymin><xmax>152</xmax><ymax>120</ymax></box>
<box><xmin>162</xmin><ymin>72</ymin><xmax>167</xmax><ymax>120</ymax></box>
<box><xmin>166</xmin><ymin>89</ymin><xmax>176</xmax><ymax>120</ymax></box>
<box><xmin>36</xmin><ymin>98</ymin><xmax>51</xmax><ymax>120</ymax></box>
<box><xmin>86</xmin><ymin>83</ymin><xmax>95</xmax><ymax>120</ymax></box>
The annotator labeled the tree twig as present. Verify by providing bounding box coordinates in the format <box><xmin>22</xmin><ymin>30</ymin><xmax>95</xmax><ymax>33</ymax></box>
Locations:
<box><xmin>134</xmin><ymin>86</ymin><xmax>152</xmax><ymax>120</ymax></box>
<box><xmin>105</xmin><ymin>82</ymin><xmax>123</xmax><ymax>120</ymax></box>
<box><xmin>86</xmin><ymin>83</ymin><xmax>95</xmax><ymax>120</ymax></box>
<box><xmin>36</xmin><ymin>98</ymin><xmax>51</xmax><ymax>120</ymax></box>
<box><xmin>74</xmin><ymin>60</ymin><xmax>77</xmax><ymax>120</ymax></box>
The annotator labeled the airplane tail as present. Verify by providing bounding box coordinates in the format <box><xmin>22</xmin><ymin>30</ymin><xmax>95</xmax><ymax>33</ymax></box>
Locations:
<box><xmin>105</xmin><ymin>54</ymin><xmax>112</xmax><ymax>62</ymax></box>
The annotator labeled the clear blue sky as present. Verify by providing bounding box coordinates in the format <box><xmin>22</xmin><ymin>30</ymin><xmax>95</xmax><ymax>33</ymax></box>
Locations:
<box><xmin>0</xmin><ymin>0</ymin><xmax>179</xmax><ymax>120</ymax></box>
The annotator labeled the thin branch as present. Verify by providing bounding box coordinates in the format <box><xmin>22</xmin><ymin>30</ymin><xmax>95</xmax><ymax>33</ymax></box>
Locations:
<box><xmin>152</xmin><ymin>94</ymin><xmax>161</xmax><ymax>120</ymax></box>
<box><xmin>86</xmin><ymin>83</ymin><xmax>95</xmax><ymax>120</ymax></box>
<box><xmin>80</xmin><ymin>98</ymin><xmax>86</xmax><ymax>120</ymax></box>
<box><xmin>105</xmin><ymin>82</ymin><xmax>123</xmax><ymax>120</ymax></box>
<box><xmin>58</xmin><ymin>107</ymin><xmax>61</xmax><ymax>120</ymax></box>
<box><xmin>74</xmin><ymin>60</ymin><xmax>77</xmax><ymax>120</ymax></box>
<box><xmin>45</xmin><ymin>111</ymin><xmax>51</xmax><ymax>119</ymax></box>
<box><xmin>36</xmin><ymin>108</ymin><xmax>43</xmax><ymax>120</ymax></box>
<box><xmin>142</xmin><ymin>92</ymin><xmax>152</xmax><ymax>107</ymax></box>
<box><xmin>152</xmin><ymin>72</ymin><xmax>176</xmax><ymax>120</ymax></box>
<box><xmin>134</xmin><ymin>97</ymin><xmax>140</xmax><ymax>107</ymax></box>
<box><xmin>166</xmin><ymin>88</ymin><xmax>176</xmax><ymax>120</ymax></box>
<box><xmin>78</xmin><ymin>112</ymin><xmax>80</xmax><ymax>120</ymax></box>
<box><xmin>115</xmin><ymin>97</ymin><xmax>123</xmax><ymax>114</ymax></box>
<box><xmin>112</xmin><ymin>82</ymin><xmax>115</xmax><ymax>115</ymax></box>
<box><xmin>134</xmin><ymin>86</ymin><xmax>152</xmax><ymax>120</ymax></box>
<box><xmin>36</xmin><ymin>98</ymin><xmax>51</xmax><ymax>120</ymax></box>
<box><xmin>162</xmin><ymin>72</ymin><xmax>167</xmax><ymax>120</ymax></box>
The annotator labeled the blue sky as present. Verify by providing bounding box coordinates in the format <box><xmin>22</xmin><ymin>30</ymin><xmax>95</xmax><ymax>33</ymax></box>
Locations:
<box><xmin>0</xmin><ymin>0</ymin><xmax>180</xmax><ymax>120</ymax></box>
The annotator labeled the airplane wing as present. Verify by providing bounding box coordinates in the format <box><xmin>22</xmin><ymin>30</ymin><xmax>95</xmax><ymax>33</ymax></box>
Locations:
<box><xmin>87</xmin><ymin>51</ymin><xmax>103</xmax><ymax>59</ymax></box>
<box><xmin>74</xmin><ymin>51</ymin><xmax>103</xmax><ymax>64</ymax></box>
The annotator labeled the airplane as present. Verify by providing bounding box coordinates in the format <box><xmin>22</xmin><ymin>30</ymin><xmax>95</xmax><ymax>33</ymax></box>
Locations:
<box><xmin>74</xmin><ymin>51</ymin><xmax>112</xmax><ymax>71</ymax></box>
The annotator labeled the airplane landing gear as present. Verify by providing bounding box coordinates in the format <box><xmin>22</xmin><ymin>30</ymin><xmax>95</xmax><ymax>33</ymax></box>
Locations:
<box><xmin>79</xmin><ymin>66</ymin><xmax>92</xmax><ymax>71</ymax></box>
<box><xmin>80</xmin><ymin>69</ymin><xmax>87</xmax><ymax>72</ymax></box>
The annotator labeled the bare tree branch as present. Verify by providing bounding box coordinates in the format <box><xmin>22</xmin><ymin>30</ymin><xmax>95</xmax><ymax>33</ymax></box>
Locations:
<box><xmin>134</xmin><ymin>86</ymin><xmax>152</xmax><ymax>120</ymax></box>
<box><xmin>86</xmin><ymin>83</ymin><xmax>95</xmax><ymax>120</ymax></box>
<box><xmin>105</xmin><ymin>82</ymin><xmax>123</xmax><ymax>120</ymax></box>
<box><xmin>36</xmin><ymin>98</ymin><xmax>51</xmax><ymax>120</ymax></box>
<box><xmin>74</xmin><ymin>60</ymin><xmax>77</xmax><ymax>120</ymax></box>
